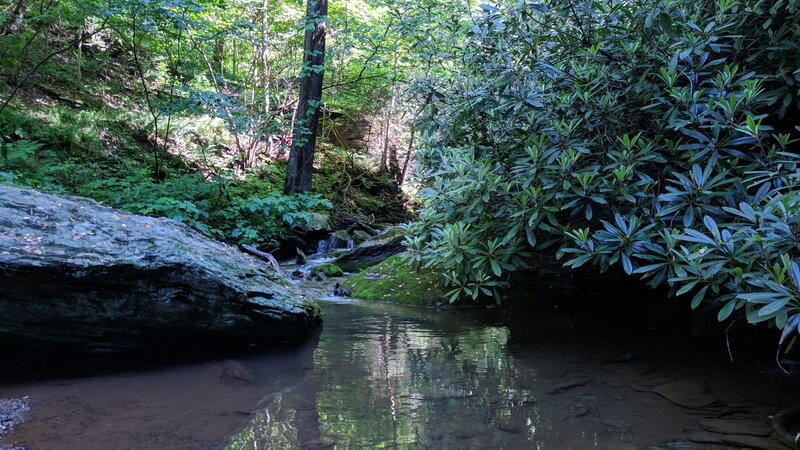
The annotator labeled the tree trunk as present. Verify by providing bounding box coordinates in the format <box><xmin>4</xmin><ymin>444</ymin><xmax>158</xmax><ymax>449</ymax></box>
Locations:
<box><xmin>399</xmin><ymin>127</ymin><xmax>415</xmax><ymax>185</ymax></box>
<box><xmin>284</xmin><ymin>0</ymin><xmax>328</xmax><ymax>195</ymax></box>
<box><xmin>2</xmin><ymin>0</ymin><xmax>26</xmax><ymax>35</ymax></box>
<box><xmin>388</xmin><ymin>144</ymin><xmax>399</xmax><ymax>182</ymax></box>
<box><xmin>379</xmin><ymin>108</ymin><xmax>389</xmax><ymax>172</ymax></box>
<box><xmin>213</xmin><ymin>39</ymin><xmax>224</xmax><ymax>80</ymax></box>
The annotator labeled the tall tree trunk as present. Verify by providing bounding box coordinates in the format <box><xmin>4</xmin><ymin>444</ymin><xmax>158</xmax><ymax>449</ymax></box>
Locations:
<box><xmin>213</xmin><ymin>39</ymin><xmax>224</xmax><ymax>80</ymax></box>
<box><xmin>284</xmin><ymin>0</ymin><xmax>327</xmax><ymax>194</ymax></box>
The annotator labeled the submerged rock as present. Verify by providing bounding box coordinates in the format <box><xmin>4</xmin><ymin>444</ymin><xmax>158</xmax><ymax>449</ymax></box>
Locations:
<box><xmin>0</xmin><ymin>185</ymin><xmax>321</xmax><ymax>353</ymax></box>
<box><xmin>0</xmin><ymin>397</ymin><xmax>29</xmax><ymax>438</ymax></box>
<box><xmin>219</xmin><ymin>360</ymin><xmax>256</xmax><ymax>385</ymax></box>
<box><xmin>548</xmin><ymin>374</ymin><xmax>594</xmax><ymax>394</ymax></box>
<box><xmin>651</xmin><ymin>380</ymin><xmax>717</xmax><ymax>409</ymax></box>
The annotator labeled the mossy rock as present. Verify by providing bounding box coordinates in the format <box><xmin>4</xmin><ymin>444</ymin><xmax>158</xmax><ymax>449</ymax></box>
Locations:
<box><xmin>334</xmin><ymin>231</ymin><xmax>405</xmax><ymax>273</ymax></box>
<box><xmin>306</xmin><ymin>212</ymin><xmax>331</xmax><ymax>231</ymax></box>
<box><xmin>330</xmin><ymin>230</ymin><xmax>351</xmax><ymax>241</ymax></box>
<box><xmin>310</xmin><ymin>263</ymin><xmax>344</xmax><ymax>277</ymax></box>
<box><xmin>342</xmin><ymin>254</ymin><xmax>445</xmax><ymax>307</ymax></box>
<box><xmin>377</xmin><ymin>225</ymin><xmax>404</xmax><ymax>240</ymax></box>
<box><xmin>351</xmin><ymin>229</ymin><xmax>372</xmax><ymax>244</ymax></box>
<box><xmin>329</xmin><ymin>249</ymin><xmax>349</xmax><ymax>258</ymax></box>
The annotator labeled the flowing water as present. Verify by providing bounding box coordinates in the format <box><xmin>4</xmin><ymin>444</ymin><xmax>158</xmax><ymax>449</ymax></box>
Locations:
<box><xmin>0</xmin><ymin>295</ymin><xmax>797</xmax><ymax>449</ymax></box>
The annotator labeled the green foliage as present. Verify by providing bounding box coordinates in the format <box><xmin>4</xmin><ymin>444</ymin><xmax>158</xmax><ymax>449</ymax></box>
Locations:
<box><xmin>407</xmin><ymin>0</ymin><xmax>800</xmax><ymax>342</ymax></box>
<box><xmin>0</xmin><ymin>103</ymin><xmax>333</xmax><ymax>244</ymax></box>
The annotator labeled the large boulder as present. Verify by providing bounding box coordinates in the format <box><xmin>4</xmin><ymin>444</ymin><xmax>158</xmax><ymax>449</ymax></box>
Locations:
<box><xmin>0</xmin><ymin>185</ymin><xmax>321</xmax><ymax>353</ymax></box>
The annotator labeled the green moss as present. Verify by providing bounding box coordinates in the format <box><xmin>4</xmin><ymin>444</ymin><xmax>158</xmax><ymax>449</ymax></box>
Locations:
<box><xmin>311</xmin><ymin>263</ymin><xmax>344</xmax><ymax>277</ymax></box>
<box><xmin>343</xmin><ymin>254</ymin><xmax>445</xmax><ymax>307</ymax></box>
<box><xmin>351</xmin><ymin>229</ymin><xmax>371</xmax><ymax>244</ymax></box>
<box><xmin>329</xmin><ymin>249</ymin><xmax>350</xmax><ymax>258</ymax></box>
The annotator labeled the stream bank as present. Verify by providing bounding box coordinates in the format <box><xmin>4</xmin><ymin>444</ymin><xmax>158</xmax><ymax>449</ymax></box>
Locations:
<box><xmin>1</xmin><ymin>217</ymin><xmax>798</xmax><ymax>449</ymax></box>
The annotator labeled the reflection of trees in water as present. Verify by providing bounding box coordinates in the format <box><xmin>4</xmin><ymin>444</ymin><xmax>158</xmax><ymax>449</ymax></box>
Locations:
<box><xmin>226</xmin><ymin>306</ymin><xmax>540</xmax><ymax>449</ymax></box>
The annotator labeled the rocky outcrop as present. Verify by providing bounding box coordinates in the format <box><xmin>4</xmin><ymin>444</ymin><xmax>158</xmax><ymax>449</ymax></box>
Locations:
<box><xmin>0</xmin><ymin>185</ymin><xmax>321</xmax><ymax>353</ymax></box>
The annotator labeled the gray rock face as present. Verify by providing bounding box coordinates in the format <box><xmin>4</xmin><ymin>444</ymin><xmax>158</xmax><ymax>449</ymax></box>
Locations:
<box><xmin>0</xmin><ymin>185</ymin><xmax>321</xmax><ymax>353</ymax></box>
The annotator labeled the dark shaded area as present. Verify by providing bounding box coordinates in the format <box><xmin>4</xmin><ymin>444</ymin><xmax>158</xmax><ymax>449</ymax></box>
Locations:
<box><xmin>0</xmin><ymin>327</ymin><xmax>322</xmax><ymax>386</ymax></box>
<box><xmin>505</xmin><ymin>256</ymin><xmax>796</xmax><ymax>372</ymax></box>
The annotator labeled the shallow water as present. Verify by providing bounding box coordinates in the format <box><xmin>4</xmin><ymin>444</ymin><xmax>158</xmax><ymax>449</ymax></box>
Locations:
<box><xmin>0</xmin><ymin>298</ymin><xmax>797</xmax><ymax>449</ymax></box>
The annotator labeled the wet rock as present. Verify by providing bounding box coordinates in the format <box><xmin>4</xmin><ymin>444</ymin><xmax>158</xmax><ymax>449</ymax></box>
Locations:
<box><xmin>720</xmin><ymin>434</ymin><xmax>793</xmax><ymax>450</ymax></box>
<box><xmin>0</xmin><ymin>185</ymin><xmax>321</xmax><ymax>353</ymax></box>
<box><xmin>494</xmin><ymin>416</ymin><xmax>527</xmax><ymax>434</ymax></box>
<box><xmin>296</xmin><ymin>248</ymin><xmax>308</xmax><ymax>265</ymax></box>
<box><xmin>0</xmin><ymin>397</ymin><xmax>30</xmax><ymax>438</ymax></box>
<box><xmin>601</xmin><ymin>417</ymin><xmax>633</xmax><ymax>434</ymax></box>
<box><xmin>771</xmin><ymin>404</ymin><xmax>800</xmax><ymax>447</ymax></box>
<box><xmin>308</xmin><ymin>272</ymin><xmax>326</xmax><ymax>282</ymax></box>
<box><xmin>661</xmin><ymin>437</ymin><xmax>716</xmax><ymax>449</ymax></box>
<box><xmin>305</xmin><ymin>212</ymin><xmax>330</xmax><ymax>231</ymax></box>
<box><xmin>651</xmin><ymin>380</ymin><xmax>717</xmax><ymax>409</ymax></box>
<box><xmin>701</xmin><ymin>418</ymin><xmax>772</xmax><ymax>437</ymax></box>
<box><xmin>219</xmin><ymin>360</ymin><xmax>256</xmax><ymax>385</ymax></box>
<box><xmin>351</xmin><ymin>229</ymin><xmax>372</xmax><ymax>244</ymax></box>
<box><xmin>332</xmin><ymin>283</ymin><xmax>349</xmax><ymax>297</ymax></box>
<box><xmin>335</xmin><ymin>235</ymin><xmax>404</xmax><ymax>273</ymax></box>
<box><xmin>684</xmin><ymin>431</ymin><xmax>724</xmax><ymax>445</ymax></box>
<box><xmin>569</xmin><ymin>395</ymin><xmax>598</xmax><ymax>418</ymax></box>
<box><xmin>330</xmin><ymin>230</ymin><xmax>352</xmax><ymax>242</ymax></box>
<box><xmin>548</xmin><ymin>374</ymin><xmax>594</xmax><ymax>394</ymax></box>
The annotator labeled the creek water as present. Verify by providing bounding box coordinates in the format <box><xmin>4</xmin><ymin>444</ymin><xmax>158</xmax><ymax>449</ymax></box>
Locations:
<box><xmin>0</xmin><ymin>294</ymin><xmax>797</xmax><ymax>449</ymax></box>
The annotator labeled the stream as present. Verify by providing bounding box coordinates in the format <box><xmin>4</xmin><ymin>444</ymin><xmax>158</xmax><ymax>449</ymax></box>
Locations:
<box><xmin>0</xmin><ymin>264</ymin><xmax>798</xmax><ymax>449</ymax></box>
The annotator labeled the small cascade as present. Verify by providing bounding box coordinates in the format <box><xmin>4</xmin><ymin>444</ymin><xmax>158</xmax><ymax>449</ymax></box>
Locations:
<box><xmin>328</xmin><ymin>235</ymin><xmax>342</xmax><ymax>251</ymax></box>
<box><xmin>314</xmin><ymin>234</ymin><xmax>355</xmax><ymax>255</ymax></box>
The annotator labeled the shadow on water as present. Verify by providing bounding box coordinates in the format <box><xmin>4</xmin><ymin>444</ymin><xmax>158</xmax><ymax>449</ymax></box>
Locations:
<box><xmin>0</xmin><ymin>331</ymin><xmax>323</xmax><ymax>386</ymax></box>
<box><xmin>1</xmin><ymin>298</ymin><xmax>798</xmax><ymax>449</ymax></box>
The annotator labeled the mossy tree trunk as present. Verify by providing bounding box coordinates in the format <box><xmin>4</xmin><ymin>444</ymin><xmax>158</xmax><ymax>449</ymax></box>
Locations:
<box><xmin>284</xmin><ymin>0</ymin><xmax>328</xmax><ymax>194</ymax></box>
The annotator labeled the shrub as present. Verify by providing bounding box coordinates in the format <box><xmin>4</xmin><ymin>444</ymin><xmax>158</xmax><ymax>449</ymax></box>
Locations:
<box><xmin>406</xmin><ymin>0</ymin><xmax>800</xmax><ymax>346</ymax></box>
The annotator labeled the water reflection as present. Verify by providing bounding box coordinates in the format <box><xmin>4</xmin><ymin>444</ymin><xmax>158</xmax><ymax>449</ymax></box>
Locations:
<box><xmin>227</xmin><ymin>301</ymin><xmax>799</xmax><ymax>450</ymax></box>
<box><xmin>227</xmin><ymin>303</ymin><xmax>539</xmax><ymax>449</ymax></box>
<box><xmin>3</xmin><ymin>299</ymin><xmax>795</xmax><ymax>449</ymax></box>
